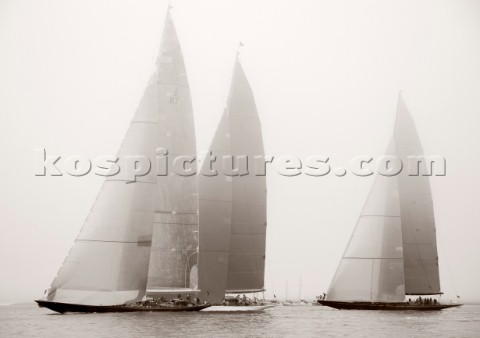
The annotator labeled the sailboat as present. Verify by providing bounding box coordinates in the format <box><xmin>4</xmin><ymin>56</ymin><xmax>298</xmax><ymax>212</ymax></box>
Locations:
<box><xmin>201</xmin><ymin>52</ymin><xmax>272</xmax><ymax>312</ymax></box>
<box><xmin>319</xmin><ymin>94</ymin><xmax>462</xmax><ymax>311</ymax></box>
<box><xmin>299</xmin><ymin>277</ymin><xmax>309</xmax><ymax>305</ymax></box>
<box><xmin>36</xmin><ymin>8</ymin><xmax>210</xmax><ymax>313</ymax></box>
<box><xmin>282</xmin><ymin>281</ymin><xmax>294</xmax><ymax>306</ymax></box>
<box><xmin>282</xmin><ymin>278</ymin><xmax>308</xmax><ymax>306</ymax></box>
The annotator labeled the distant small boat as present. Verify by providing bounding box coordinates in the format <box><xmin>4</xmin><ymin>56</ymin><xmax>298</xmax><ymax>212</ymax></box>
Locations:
<box><xmin>282</xmin><ymin>281</ymin><xmax>293</xmax><ymax>305</ymax></box>
<box><xmin>319</xmin><ymin>94</ymin><xmax>462</xmax><ymax>311</ymax></box>
<box><xmin>281</xmin><ymin>279</ymin><xmax>309</xmax><ymax>306</ymax></box>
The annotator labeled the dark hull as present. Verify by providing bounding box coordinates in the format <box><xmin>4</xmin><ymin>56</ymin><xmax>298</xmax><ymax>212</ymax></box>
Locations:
<box><xmin>35</xmin><ymin>300</ymin><xmax>211</xmax><ymax>314</ymax></box>
<box><xmin>318</xmin><ymin>300</ymin><xmax>462</xmax><ymax>311</ymax></box>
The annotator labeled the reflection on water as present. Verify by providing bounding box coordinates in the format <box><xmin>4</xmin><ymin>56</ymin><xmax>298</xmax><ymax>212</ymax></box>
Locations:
<box><xmin>1</xmin><ymin>303</ymin><xmax>478</xmax><ymax>337</ymax></box>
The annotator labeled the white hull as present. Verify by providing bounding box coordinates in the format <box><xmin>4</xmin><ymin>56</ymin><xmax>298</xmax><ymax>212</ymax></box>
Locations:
<box><xmin>201</xmin><ymin>305</ymin><xmax>275</xmax><ymax>312</ymax></box>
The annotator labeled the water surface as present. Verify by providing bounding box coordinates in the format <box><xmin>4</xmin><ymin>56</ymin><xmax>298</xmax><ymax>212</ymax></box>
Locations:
<box><xmin>1</xmin><ymin>303</ymin><xmax>478</xmax><ymax>337</ymax></box>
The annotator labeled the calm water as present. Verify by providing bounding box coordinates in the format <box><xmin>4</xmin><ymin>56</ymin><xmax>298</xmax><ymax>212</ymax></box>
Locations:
<box><xmin>1</xmin><ymin>303</ymin><xmax>479</xmax><ymax>337</ymax></box>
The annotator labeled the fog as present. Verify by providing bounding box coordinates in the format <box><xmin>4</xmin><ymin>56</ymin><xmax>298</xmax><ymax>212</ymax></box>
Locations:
<box><xmin>1</xmin><ymin>0</ymin><xmax>479</xmax><ymax>304</ymax></box>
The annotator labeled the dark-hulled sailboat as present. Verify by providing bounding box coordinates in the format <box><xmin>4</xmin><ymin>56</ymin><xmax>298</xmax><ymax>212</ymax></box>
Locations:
<box><xmin>36</xmin><ymin>7</ymin><xmax>210</xmax><ymax>314</ymax></box>
<box><xmin>319</xmin><ymin>94</ymin><xmax>461</xmax><ymax>311</ymax></box>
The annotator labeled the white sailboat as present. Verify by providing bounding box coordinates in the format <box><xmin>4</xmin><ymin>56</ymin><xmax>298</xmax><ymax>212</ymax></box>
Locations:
<box><xmin>319</xmin><ymin>94</ymin><xmax>461</xmax><ymax>311</ymax></box>
<box><xmin>299</xmin><ymin>276</ymin><xmax>309</xmax><ymax>305</ymax></box>
<box><xmin>282</xmin><ymin>278</ymin><xmax>308</xmax><ymax>306</ymax></box>
<box><xmin>282</xmin><ymin>281</ymin><xmax>294</xmax><ymax>306</ymax></box>
<box><xmin>201</xmin><ymin>52</ymin><xmax>272</xmax><ymax>312</ymax></box>
<box><xmin>36</xmin><ymin>7</ymin><xmax>209</xmax><ymax>314</ymax></box>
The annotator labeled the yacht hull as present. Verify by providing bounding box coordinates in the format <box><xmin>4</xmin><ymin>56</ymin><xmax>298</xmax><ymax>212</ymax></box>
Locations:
<box><xmin>35</xmin><ymin>300</ymin><xmax>211</xmax><ymax>314</ymax></box>
<box><xmin>201</xmin><ymin>305</ymin><xmax>274</xmax><ymax>312</ymax></box>
<box><xmin>318</xmin><ymin>300</ymin><xmax>462</xmax><ymax>311</ymax></box>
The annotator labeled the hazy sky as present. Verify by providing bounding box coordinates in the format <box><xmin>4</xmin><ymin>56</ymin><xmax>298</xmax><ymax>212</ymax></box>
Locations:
<box><xmin>1</xmin><ymin>0</ymin><xmax>480</xmax><ymax>304</ymax></box>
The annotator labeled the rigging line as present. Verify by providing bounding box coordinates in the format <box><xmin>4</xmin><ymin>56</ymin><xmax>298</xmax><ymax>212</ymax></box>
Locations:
<box><xmin>268</xmin><ymin>252</ymin><xmax>275</xmax><ymax>298</ymax></box>
<box><xmin>437</xmin><ymin>221</ymin><xmax>459</xmax><ymax>298</ymax></box>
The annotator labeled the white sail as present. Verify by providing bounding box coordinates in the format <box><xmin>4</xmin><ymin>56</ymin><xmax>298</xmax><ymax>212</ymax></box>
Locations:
<box><xmin>225</xmin><ymin>59</ymin><xmax>267</xmax><ymax>294</ymax></box>
<box><xmin>197</xmin><ymin>109</ymin><xmax>233</xmax><ymax>303</ymax></box>
<box><xmin>395</xmin><ymin>95</ymin><xmax>441</xmax><ymax>295</ymax></box>
<box><xmin>327</xmin><ymin>141</ymin><xmax>405</xmax><ymax>302</ymax></box>
<box><xmin>45</xmin><ymin>59</ymin><xmax>161</xmax><ymax>307</ymax></box>
<box><xmin>146</xmin><ymin>10</ymin><xmax>200</xmax><ymax>296</ymax></box>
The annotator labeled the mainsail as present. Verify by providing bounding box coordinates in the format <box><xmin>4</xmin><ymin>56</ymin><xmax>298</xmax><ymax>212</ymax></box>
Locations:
<box><xmin>327</xmin><ymin>94</ymin><xmax>441</xmax><ymax>302</ymax></box>
<box><xmin>197</xmin><ymin>109</ymin><xmax>233</xmax><ymax>303</ymax></box>
<box><xmin>146</xmin><ymin>10</ymin><xmax>200</xmax><ymax>296</ymax></box>
<box><xmin>395</xmin><ymin>96</ymin><xmax>441</xmax><ymax>295</ymax></box>
<box><xmin>225</xmin><ymin>58</ymin><xmax>267</xmax><ymax>294</ymax></box>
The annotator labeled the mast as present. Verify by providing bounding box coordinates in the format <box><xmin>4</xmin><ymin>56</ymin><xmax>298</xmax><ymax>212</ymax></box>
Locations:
<box><xmin>395</xmin><ymin>94</ymin><xmax>441</xmax><ymax>295</ymax></box>
<box><xmin>300</xmin><ymin>276</ymin><xmax>302</xmax><ymax>300</ymax></box>
<box><xmin>285</xmin><ymin>281</ymin><xmax>288</xmax><ymax>301</ymax></box>
<box><xmin>224</xmin><ymin>51</ymin><xmax>267</xmax><ymax>294</ymax></box>
<box><xmin>145</xmin><ymin>7</ymin><xmax>200</xmax><ymax>296</ymax></box>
